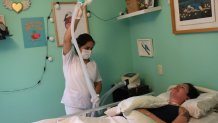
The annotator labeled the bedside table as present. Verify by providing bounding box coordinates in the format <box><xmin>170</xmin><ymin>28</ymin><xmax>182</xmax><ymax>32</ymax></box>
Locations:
<box><xmin>112</xmin><ymin>84</ymin><xmax>152</xmax><ymax>102</ymax></box>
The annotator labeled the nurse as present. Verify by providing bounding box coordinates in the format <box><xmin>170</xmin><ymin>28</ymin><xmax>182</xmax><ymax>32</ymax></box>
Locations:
<box><xmin>61</xmin><ymin>5</ymin><xmax>102</xmax><ymax>115</ymax></box>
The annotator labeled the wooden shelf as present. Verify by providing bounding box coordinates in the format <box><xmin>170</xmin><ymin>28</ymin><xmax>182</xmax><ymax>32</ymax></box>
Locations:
<box><xmin>117</xmin><ymin>6</ymin><xmax>162</xmax><ymax>20</ymax></box>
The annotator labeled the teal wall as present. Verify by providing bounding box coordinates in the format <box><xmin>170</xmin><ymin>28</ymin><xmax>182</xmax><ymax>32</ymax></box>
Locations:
<box><xmin>0</xmin><ymin>0</ymin><xmax>132</xmax><ymax>123</ymax></box>
<box><xmin>126</xmin><ymin>1</ymin><xmax>218</xmax><ymax>94</ymax></box>
<box><xmin>1</xmin><ymin>0</ymin><xmax>218</xmax><ymax>123</ymax></box>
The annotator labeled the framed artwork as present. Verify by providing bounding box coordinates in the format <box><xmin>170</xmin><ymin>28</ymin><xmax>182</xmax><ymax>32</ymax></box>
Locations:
<box><xmin>137</xmin><ymin>39</ymin><xmax>153</xmax><ymax>57</ymax></box>
<box><xmin>0</xmin><ymin>15</ymin><xmax>5</xmax><ymax>25</ymax></box>
<box><xmin>170</xmin><ymin>0</ymin><xmax>218</xmax><ymax>34</ymax></box>
<box><xmin>21</xmin><ymin>17</ymin><xmax>46</xmax><ymax>48</ymax></box>
<box><xmin>52</xmin><ymin>2</ymin><xmax>89</xmax><ymax>47</ymax></box>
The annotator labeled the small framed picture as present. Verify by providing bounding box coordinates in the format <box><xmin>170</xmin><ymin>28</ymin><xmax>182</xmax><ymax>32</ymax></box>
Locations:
<box><xmin>0</xmin><ymin>15</ymin><xmax>5</xmax><ymax>25</ymax></box>
<box><xmin>137</xmin><ymin>38</ymin><xmax>153</xmax><ymax>57</ymax></box>
<box><xmin>52</xmin><ymin>2</ymin><xmax>89</xmax><ymax>47</ymax></box>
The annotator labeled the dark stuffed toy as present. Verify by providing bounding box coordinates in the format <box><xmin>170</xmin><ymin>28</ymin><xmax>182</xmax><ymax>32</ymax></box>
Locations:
<box><xmin>0</xmin><ymin>22</ymin><xmax>10</xmax><ymax>40</ymax></box>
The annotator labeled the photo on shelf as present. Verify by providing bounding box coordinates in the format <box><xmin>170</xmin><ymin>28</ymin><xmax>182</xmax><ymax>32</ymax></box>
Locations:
<box><xmin>144</xmin><ymin>0</ymin><xmax>154</xmax><ymax>8</ymax></box>
<box><xmin>137</xmin><ymin>38</ymin><xmax>153</xmax><ymax>57</ymax></box>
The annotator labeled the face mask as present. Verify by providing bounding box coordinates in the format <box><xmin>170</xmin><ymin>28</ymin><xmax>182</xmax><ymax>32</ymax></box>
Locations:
<box><xmin>81</xmin><ymin>49</ymin><xmax>92</xmax><ymax>59</ymax></box>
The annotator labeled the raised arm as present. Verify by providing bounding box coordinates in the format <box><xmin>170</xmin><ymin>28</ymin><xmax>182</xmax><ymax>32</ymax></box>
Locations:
<box><xmin>63</xmin><ymin>6</ymin><xmax>84</xmax><ymax>55</ymax></box>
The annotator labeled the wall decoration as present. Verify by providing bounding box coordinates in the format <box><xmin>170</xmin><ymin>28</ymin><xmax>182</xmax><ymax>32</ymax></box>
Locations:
<box><xmin>52</xmin><ymin>2</ymin><xmax>89</xmax><ymax>47</ymax></box>
<box><xmin>21</xmin><ymin>17</ymin><xmax>46</xmax><ymax>48</ymax></box>
<box><xmin>170</xmin><ymin>0</ymin><xmax>218</xmax><ymax>34</ymax></box>
<box><xmin>3</xmin><ymin>0</ymin><xmax>31</xmax><ymax>13</ymax></box>
<box><xmin>137</xmin><ymin>39</ymin><xmax>153</xmax><ymax>57</ymax></box>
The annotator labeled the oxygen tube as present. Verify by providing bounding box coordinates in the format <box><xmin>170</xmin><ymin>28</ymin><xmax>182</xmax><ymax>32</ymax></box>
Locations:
<box><xmin>70</xmin><ymin>0</ymin><xmax>99</xmax><ymax>115</ymax></box>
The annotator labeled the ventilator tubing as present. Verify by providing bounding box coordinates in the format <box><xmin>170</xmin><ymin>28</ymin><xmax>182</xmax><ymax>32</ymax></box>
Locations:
<box><xmin>77</xmin><ymin>0</ymin><xmax>92</xmax><ymax>5</ymax></box>
<box><xmin>71</xmin><ymin>1</ymin><xmax>128</xmax><ymax>117</ymax></box>
<box><xmin>70</xmin><ymin>2</ymin><xmax>99</xmax><ymax>113</ymax></box>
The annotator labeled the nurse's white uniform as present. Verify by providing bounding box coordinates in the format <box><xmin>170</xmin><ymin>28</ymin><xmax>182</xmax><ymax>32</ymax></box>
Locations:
<box><xmin>61</xmin><ymin>48</ymin><xmax>102</xmax><ymax>115</ymax></box>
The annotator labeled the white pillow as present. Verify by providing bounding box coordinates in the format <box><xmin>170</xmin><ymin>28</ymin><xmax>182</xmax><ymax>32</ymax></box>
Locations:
<box><xmin>181</xmin><ymin>93</ymin><xmax>218</xmax><ymax>118</ymax></box>
<box><xmin>123</xmin><ymin>110</ymin><xmax>156</xmax><ymax>123</ymax></box>
<box><xmin>157</xmin><ymin>92</ymin><xmax>218</xmax><ymax>118</ymax></box>
<box><xmin>104</xmin><ymin>95</ymin><xmax>168</xmax><ymax>116</ymax></box>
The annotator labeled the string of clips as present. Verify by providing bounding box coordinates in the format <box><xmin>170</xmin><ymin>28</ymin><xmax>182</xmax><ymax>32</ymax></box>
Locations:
<box><xmin>0</xmin><ymin>10</ymin><xmax>52</xmax><ymax>93</ymax></box>
<box><xmin>88</xmin><ymin>10</ymin><xmax>123</xmax><ymax>21</ymax></box>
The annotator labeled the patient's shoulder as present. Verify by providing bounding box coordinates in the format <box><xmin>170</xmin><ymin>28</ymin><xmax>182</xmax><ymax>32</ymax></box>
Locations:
<box><xmin>179</xmin><ymin>107</ymin><xmax>190</xmax><ymax>118</ymax></box>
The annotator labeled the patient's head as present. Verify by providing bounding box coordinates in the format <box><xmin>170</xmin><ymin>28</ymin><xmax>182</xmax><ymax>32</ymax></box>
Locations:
<box><xmin>184</xmin><ymin>83</ymin><xmax>200</xmax><ymax>99</ymax></box>
<box><xmin>169</xmin><ymin>83</ymin><xmax>199</xmax><ymax>105</ymax></box>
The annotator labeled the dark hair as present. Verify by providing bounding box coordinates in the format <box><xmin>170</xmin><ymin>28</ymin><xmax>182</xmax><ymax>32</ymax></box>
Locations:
<box><xmin>74</xmin><ymin>33</ymin><xmax>95</xmax><ymax>54</ymax></box>
<box><xmin>184</xmin><ymin>83</ymin><xmax>200</xmax><ymax>99</ymax></box>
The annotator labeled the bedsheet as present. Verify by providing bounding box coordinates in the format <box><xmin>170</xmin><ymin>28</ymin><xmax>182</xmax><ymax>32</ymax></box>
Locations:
<box><xmin>189</xmin><ymin>112</ymin><xmax>218</xmax><ymax>123</ymax></box>
<box><xmin>34</xmin><ymin>115</ymin><xmax>128</xmax><ymax>123</ymax></box>
<box><xmin>34</xmin><ymin>111</ymin><xmax>218</xmax><ymax>123</ymax></box>
<box><xmin>34</xmin><ymin>110</ymin><xmax>156</xmax><ymax>123</ymax></box>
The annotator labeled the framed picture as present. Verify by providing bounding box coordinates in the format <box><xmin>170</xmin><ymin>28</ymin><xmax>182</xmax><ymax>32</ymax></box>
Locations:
<box><xmin>0</xmin><ymin>15</ymin><xmax>5</xmax><ymax>25</ymax></box>
<box><xmin>170</xmin><ymin>0</ymin><xmax>218</xmax><ymax>34</ymax></box>
<box><xmin>137</xmin><ymin>39</ymin><xmax>153</xmax><ymax>57</ymax></box>
<box><xmin>52</xmin><ymin>2</ymin><xmax>89</xmax><ymax>47</ymax></box>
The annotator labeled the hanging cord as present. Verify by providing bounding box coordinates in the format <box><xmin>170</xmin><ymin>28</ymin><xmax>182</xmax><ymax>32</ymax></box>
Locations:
<box><xmin>87</xmin><ymin>9</ymin><xmax>125</xmax><ymax>21</ymax></box>
<box><xmin>0</xmin><ymin>11</ymin><xmax>52</xmax><ymax>93</ymax></box>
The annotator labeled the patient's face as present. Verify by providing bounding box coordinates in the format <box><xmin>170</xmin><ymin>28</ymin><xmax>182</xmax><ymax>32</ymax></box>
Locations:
<box><xmin>170</xmin><ymin>84</ymin><xmax>189</xmax><ymax>102</ymax></box>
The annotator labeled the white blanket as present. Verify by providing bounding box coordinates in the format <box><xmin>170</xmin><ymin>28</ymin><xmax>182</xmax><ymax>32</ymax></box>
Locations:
<box><xmin>34</xmin><ymin>115</ymin><xmax>128</xmax><ymax>123</ymax></box>
<box><xmin>35</xmin><ymin>95</ymin><xmax>166</xmax><ymax>123</ymax></box>
<box><xmin>35</xmin><ymin>112</ymin><xmax>157</xmax><ymax>123</ymax></box>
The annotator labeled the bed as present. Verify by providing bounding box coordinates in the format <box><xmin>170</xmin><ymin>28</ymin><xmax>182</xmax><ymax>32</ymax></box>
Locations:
<box><xmin>34</xmin><ymin>85</ymin><xmax>218</xmax><ymax>123</ymax></box>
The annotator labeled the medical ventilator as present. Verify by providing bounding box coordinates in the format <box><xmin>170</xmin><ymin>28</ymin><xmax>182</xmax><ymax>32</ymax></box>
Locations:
<box><xmin>122</xmin><ymin>73</ymin><xmax>140</xmax><ymax>89</ymax></box>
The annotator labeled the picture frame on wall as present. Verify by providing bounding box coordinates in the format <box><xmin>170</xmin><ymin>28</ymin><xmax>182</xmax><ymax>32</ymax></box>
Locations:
<box><xmin>170</xmin><ymin>0</ymin><xmax>218</xmax><ymax>34</ymax></box>
<box><xmin>52</xmin><ymin>2</ymin><xmax>89</xmax><ymax>47</ymax></box>
<box><xmin>137</xmin><ymin>38</ymin><xmax>153</xmax><ymax>57</ymax></box>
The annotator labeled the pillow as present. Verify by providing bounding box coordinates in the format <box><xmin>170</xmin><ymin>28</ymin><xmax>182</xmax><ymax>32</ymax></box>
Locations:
<box><xmin>157</xmin><ymin>92</ymin><xmax>218</xmax><ymax>118</ymax></box>
<box><xmin>181</xmin><ymin>93</ymin><xmax>218</xmax><ymax>118</ymax></box>
<box><xmin>123</xmin><ymin>110</ymin><xmax>156</xmax><ymax>123</ymax></box>
<box><xmin>104</xmin><ymin>95</ymin><xmax>168</xmax><ymax>116</ymax></box>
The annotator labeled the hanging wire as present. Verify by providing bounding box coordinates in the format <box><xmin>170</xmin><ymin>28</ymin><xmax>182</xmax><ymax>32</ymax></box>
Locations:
<box><xmin>87</xmin><ymin>9</ymin><xmax>125</xmax><ymax>21</ymax></box>
<box><xmin>0</xmin><ymin>9</ymin><xmax>52</xmax><ymax>93</ymax></box>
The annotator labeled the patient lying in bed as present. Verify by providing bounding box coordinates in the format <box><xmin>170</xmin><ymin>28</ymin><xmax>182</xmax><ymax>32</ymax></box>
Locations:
<box><xmin>35</xmin><ymin>83</ymin><xmax>218</xmax><ymax>123</ymax></box>
<box><xmin>135</xmin><ymin>83</ymin><xmax>199</xmax><ymax>123</ymax></box>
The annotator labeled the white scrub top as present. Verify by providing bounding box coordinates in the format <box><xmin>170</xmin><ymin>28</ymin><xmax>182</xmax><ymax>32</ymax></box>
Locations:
<box><xmin>61</xmin><ymin>48</ymin><xmax>102</xmax><ymax>109</ymax></box>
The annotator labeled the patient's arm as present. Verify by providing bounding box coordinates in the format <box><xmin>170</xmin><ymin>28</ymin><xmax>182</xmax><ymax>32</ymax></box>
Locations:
<box><xmin>137</xmin><ymin>109</ymin><xmax>166</xmax><ymax>123</ymax></box>
<box><xmin>172</xmin><ymin>107</ymin><xmax>190</xmax><ymax>123</ymax></box>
